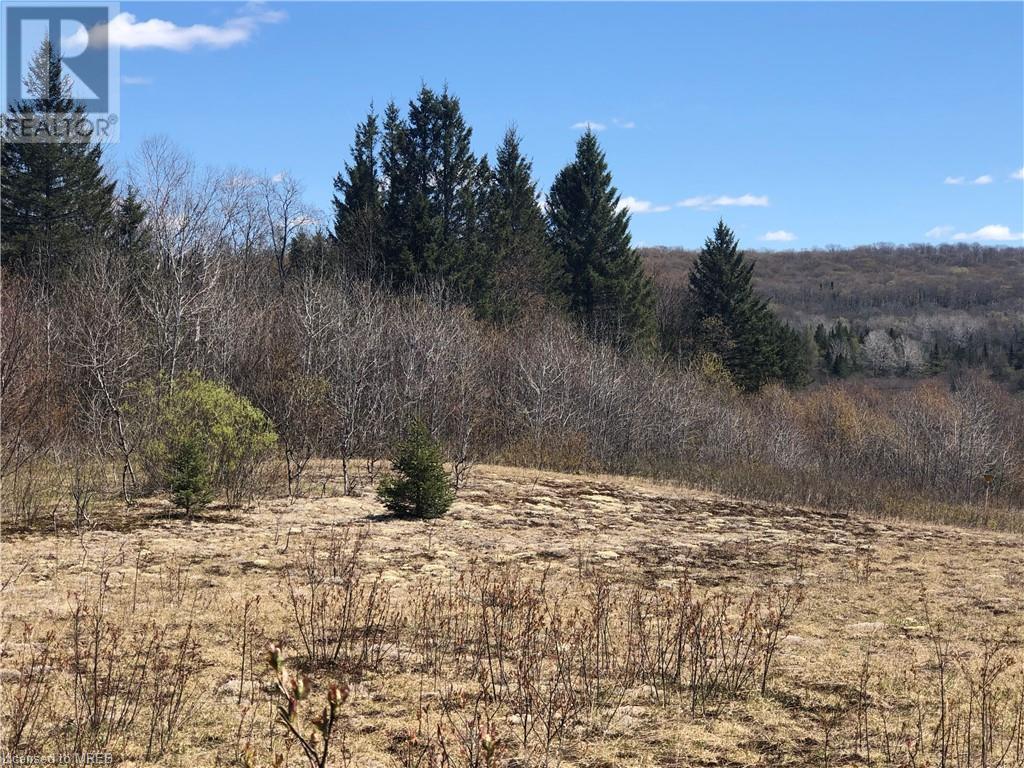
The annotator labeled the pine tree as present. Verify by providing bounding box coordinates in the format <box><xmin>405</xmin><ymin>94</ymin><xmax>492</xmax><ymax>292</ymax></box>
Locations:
<box><xmin>378</xmin><ymin>86</ymin><xmax>482</xmax><ymax>294</ymax></box>
<box><xmin>169</xmin><ymin>436</ymin><xmax>214</xmax><ymax>518</ymax></box>
<box><xmin>332</xmin><ymin>106</ymin><xmax>381</xmax><ymax>278</ymax></box>
<box><xmin>379</xmin><ymin>100</ymin><xmax>417</xmax><ymax>287</ymax></box>
<box><xmin>113</xmin><ymin>185</ymin><xmax>153</xmax><ymax>283</ymax></box>
<box><xmin>287</xmin><ymin>230</ymin><xmax>333</xmax><ymax>276</ymax></box>
<box><xmin>449</xmin><ymin>154</ymin><xmax>493</xmax><ymax>308</ymax></box>
<box><xmin>479</xmin><ymin>127</ymin><xmax>553</xmax><ymax>322</ymax></box>
<box><xmin>688</xmin><ymin>220</ymin><xmax>807</xmax><ymax>390</ymax></box>
<box><xmin>380</xmin><ymin>93</ymin><xmax>439</xmax><ymax>289</ymax></box>
<box><xmin>771</xmin><ymin>318</ymin><xmax>814</xmax><ymax>387</ymax></box>
<box><xmin>377</xmin><ymin>419</ymin><xmax>454</xmax><ymax>519</ymax></box>
<box><xmin>432</xmin><ymin>88</ymin><xmax>478</xmax><ymax>276</ymax></box>
<box><xmin>546</xmin><ymin>130</ymin><xmax>655</xmax><ymax>349</ymax></box>
<box><xmin>815</xmin><ymin>320</ymin><xmax>860</xmax><ymax>378</ymax></box>
<box><xmin>1</xmin><ymin>39</ymin><xmax>115</xmax><ymax>282</ymax></box>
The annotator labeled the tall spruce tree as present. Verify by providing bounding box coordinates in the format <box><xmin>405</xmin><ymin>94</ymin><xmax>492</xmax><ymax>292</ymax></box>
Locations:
<box><xmin>431</xmin><ymin>88</ymin><xmax>477</xmax><ymax>259</ymax></box>
<box><xmin>379</xmin><ymin>100</ymin><xmax>419</xmax><ymax>287</ymax></box>
<box><xmin>479</xmin><ymin>127</ymin><xmax>553</xmax><ymax>322</ymax></box>
<box><xmin>450</xmin><ymin>154</ymin><xmax>493</xmax><ymax>308</ymax></box>
<box><xmin>377</xmin><ymin>86</ymin><xmax>482</xmax><ymax>293</ymax></box>
<box><xmin>113</xmin><ymin>185</ymin><xmax>153</xmax><ymax>284</ymax></box>
<box><xmin>546</xmin><ymin>130</ymin><xmax>655</xmax><ymax>349</ymax></box>
<box><xmin>332</xmin><ymin>106</ymin><xmax>381</xmax><ymax>278</ymax></box>
<box><xmin>1</xmin><ymin>39</ymin><xmax>115</xmax><ymax>281</ymax></box>
<box><xmin>688</xmin><ymin>220</ymin><xmax>807</xmax><ymax>390</ymax></box>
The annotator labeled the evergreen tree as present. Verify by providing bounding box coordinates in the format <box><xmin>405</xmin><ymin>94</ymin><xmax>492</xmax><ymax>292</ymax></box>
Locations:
<box><xmin>114</xmin><ymin>186</ymin><xmax>148</xmax><ymax>253</ymax></box>
<box><xmin>815</xmin><ymin>320</ymin><xmax>861</xmax><ymax>378</ymax></box>
<box><xmin>113</xmin><ymin>185</ymin><xmax>153</xmax><ymax>283</ymax></box>
<box><xmin>169</xmin><ymin>436</ymin><xmax>214</xmax><ymax>518</ymax></box>
<box><xmin>379</xmin><ymin>100</ymin><xmax>418</xmax><ymax>287</ymax></box>
<box><xmin>431</xmin><ymin>87</ymin><xmax>478</xmax><ymax>275</ymax></box>
<box><xmin>688</xmin><ymin>220</ymin><xmax>807</xmax><ymax>390</ymax></box>
<box><xmin>546</xmin><ymin>130</ymin><xmax>655</xmax><ymax>349</ymax></box>
<box><xmin>380</xmin><ymin>93</ymin><xmax>439</xmax><ymax>288</ymax></box>
<box><xmin>479</xmin><ymin>127</ymin><xmax>553</xmax><ymax>322</ymax></box>
<box><xmin>287</xmin><ymin>230</ymin><xmax>333</xmax><ymax>277</ymax></box>
<box><xmin>771</xmin><ymin>318</ymin><xmax>815</xmax><ymax>387</ymax></box>
<box><xmin>1</xmin><ymin>39</ymin><xmax>115</xmax><ymax>281</ymax></box>
<box><xmin>377</xmin><ymin>419</ymin><xmax>454</xmax><ymax>519</ymax></box>
<box><xmin>378</xmin><ymin>86</ymin><xmax>482</xmax><ymax>294</ymax></box>
<box><xmin>449</xmin><ymin>154</ymin><xmax>493</xmax><ymax>308</ymax></box>
<box><xmin>332</xmin><ymin>106</ymin><xmax>381</xmax><ymax>278</ymax></box>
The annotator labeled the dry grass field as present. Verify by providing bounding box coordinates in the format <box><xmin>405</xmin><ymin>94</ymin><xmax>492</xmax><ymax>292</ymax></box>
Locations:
<box><xmin>2</xmin><ymin>463</ymin><xmax>1022</xmax><ymax>767</ymax></box>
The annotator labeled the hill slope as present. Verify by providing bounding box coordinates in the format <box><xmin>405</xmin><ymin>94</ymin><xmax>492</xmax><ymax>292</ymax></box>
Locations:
<box><xmin>2</xmin><ymin>464</ymin><xmax>1022</xmax><ymax>766</ymax></box>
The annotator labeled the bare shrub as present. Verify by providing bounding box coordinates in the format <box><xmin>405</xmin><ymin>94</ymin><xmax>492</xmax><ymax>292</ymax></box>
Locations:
<box><xmin>254</xmin><ymin>645</ymin><xmax>352</xmax><ymax>768</ymax></box>
<box><xmin>62</xmin><ymin>571</ymin><xmax>206</xmax><ymax>758</ymax></box>
<box><xmin>285</xmin><ymin>527</ymin><xmax>398</xmax><ymax>671</ymax></box>
<box><xmin>0</xmin><ymin>623</ymin><xmax>58</xmax><ymax>754</ymax></box>
<box><xmin>822</xmin><ymin>616</ymin><xmax>1024</xmax><ymax>768</ymax></box>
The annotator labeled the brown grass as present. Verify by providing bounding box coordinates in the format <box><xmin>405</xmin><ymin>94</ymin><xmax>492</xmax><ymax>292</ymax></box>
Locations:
<box><xmin>1</xmin><ymin>462</ymin><xmax>1022</xmax><ymax>766</ymax></box>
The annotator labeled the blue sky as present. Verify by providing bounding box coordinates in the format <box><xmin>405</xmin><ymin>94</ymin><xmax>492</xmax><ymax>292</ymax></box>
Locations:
<box><xmin>101</xmin><ymin>2</ymin><xmax>1024</xmax><ymax>248</ymax></box>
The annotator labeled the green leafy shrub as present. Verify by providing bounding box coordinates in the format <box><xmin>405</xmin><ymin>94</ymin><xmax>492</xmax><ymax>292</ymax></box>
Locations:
<box><xmin>169</xmin><ymin>436</ymin><xmax>214</xmax><ymax>517</ymax></box>
<box><xmin>377</xmin><ymin>420</ymin><xmax>454</xmax><ymax>519</ymax></box>
<box><xmin>144</xmin><ymin>373</ymin><xmax>278</xmax><ymax>505</ymax></box>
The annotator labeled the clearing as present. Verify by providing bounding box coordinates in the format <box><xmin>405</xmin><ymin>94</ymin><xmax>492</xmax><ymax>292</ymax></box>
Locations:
<box><xmin>1</xmin><ymin>464</ymin><xmax>1022</xmax><ymax>766</ymax></box>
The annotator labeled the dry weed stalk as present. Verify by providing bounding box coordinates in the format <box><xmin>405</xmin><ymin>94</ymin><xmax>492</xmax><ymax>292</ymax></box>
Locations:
<box><xmin>1</xmin><ymin>565</ymin><xmax>207</xmax><ymax>760</ymax></box>
<box><xmin>284</xmin><ymin>526</ymin><xmax>398</xmax><ymax>672</ymax></box>
<box><xmin>825</xmin><ymin>609</ymin><xmax>1024</xmax><ymax>768</ymax></box>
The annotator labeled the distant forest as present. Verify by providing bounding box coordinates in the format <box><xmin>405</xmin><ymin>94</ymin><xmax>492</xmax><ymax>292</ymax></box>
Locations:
<box><xmin>648</xmin><ymin>243</ymin><xmax>1024</xmax><ymax>387</ymax></box>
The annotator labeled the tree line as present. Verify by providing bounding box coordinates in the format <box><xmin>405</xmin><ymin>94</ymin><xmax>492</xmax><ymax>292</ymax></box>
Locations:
<box><xmin>4</xmin><ymin>44</ymin><xmax>805</xmax><ymax>391</ymax></box>
<box><xmin>3</xmin><ymin>41</ymin><xmax>1022</xmax><ymax>530</ymax></box>
<box><xmin>330</xmin><ymin>87</ymin><xmax>807</xmax><ymax>386</ymax></box>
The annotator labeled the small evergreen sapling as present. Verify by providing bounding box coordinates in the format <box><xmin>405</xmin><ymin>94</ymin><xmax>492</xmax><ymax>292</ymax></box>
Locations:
<box><xmin>377</xmin><ymin>420</ymin><xmax>454</xmax><ymax>518</ymax></box>
<box><xmin>169</xmin><ymin>436</ymin><xmax>213</xmax><ymax>518</ymax></box>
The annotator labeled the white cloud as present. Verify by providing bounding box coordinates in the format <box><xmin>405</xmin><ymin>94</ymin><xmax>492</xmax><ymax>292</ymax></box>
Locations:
<box><xmin>677</xmin><ymin>194</ymin><xmax>769</xmax><ymax>210</ymax></box>
<box><xmin>925</xmin><ymin>225</ymin><xmax>954</xmax><ymax>239</ymax></box>
<box><xmin>1011</xmin><ymin>167</ymin><xmax>1024</xmax><ymax>181</ymax></box>
<box><xmin>676</xmin><ymin>196</ymin><xmax>709</xmax><ymax>208</ymax></box>
<box><xmin>952</xmin><ymin>225</ymin><xmax>1024</xmax><ymax>242</ymax></box>
<box><xmin>945</xmin><ymin>174</ymin><xmax>995</xmax><ymax>186</ymax></box>
<box><xmin>88</xmin><ymin>4</ymin><xmax>285</xmax><ymax>51</ymax></box>
<box><xmin>572</xmin><ymin>118</ymin><xmax>637</xmax><ymax>131</ymax></box>
<box><xmin>712</xmin><ymin>194</ymin><xmax>769</xmax><ymax>207</ymax></box>
<box><xmin>618</xmin><ymin>196</ymin><xmax>671</xmax><ymax>214</ymax></box>
<box><xmin>760</xmin><ymin>230</ymin><xmax>797</xmax><ymax>242</ymax></box>
<box><xmin>121</xmin><ymin>75</ymin><xmax>152</xmax><ymax>86</ymax></box>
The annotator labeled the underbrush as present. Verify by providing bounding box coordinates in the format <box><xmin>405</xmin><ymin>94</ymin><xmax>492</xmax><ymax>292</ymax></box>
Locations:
<box><xmin>3</xmin><ymin>450</ymin><xmax>1021</xmax><ymax>537</ymax></box>
<box><xmin>1</xmin><ymin>565</ymin><xmax>207</xmax><ymax>760</ymax></box>
<box><xmin>3</xmin><ymin>525</ymin><xmax>1022</xmax><ymax>767</ymax></box>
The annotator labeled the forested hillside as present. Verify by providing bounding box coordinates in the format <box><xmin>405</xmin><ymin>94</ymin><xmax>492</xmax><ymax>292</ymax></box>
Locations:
<box><xmin>648</xmin><ymin>244</ymin><xmax>1024</xmax><ymax>384</ymax></box>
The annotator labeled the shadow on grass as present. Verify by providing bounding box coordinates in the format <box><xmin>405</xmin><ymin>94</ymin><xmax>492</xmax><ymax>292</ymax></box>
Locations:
<box><xmin>2</xmin><ymin>498</ymin><xmax>255</xmax><ymax>537</ymax></box>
